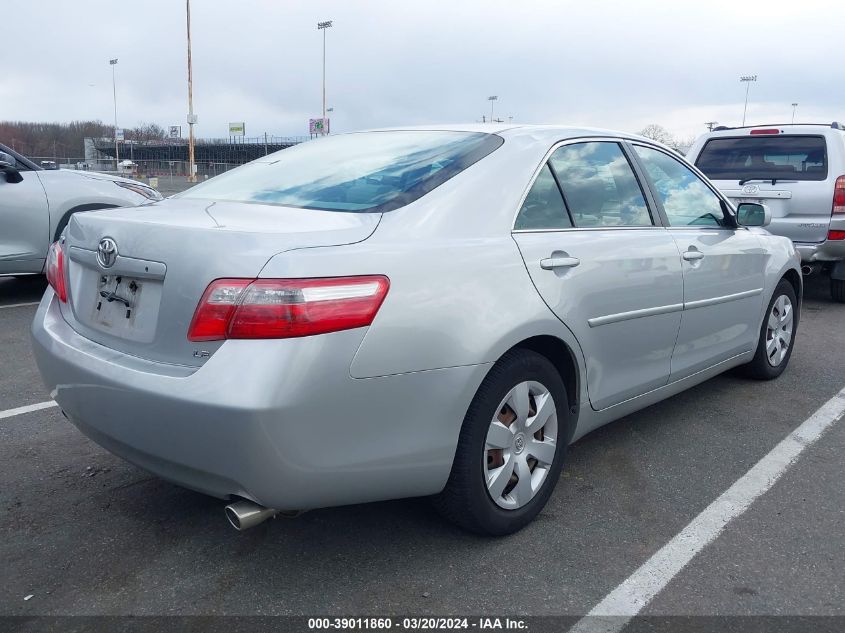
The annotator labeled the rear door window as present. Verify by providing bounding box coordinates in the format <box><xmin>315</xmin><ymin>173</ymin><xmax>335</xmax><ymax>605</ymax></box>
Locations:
<box><xmin>548</xmin><ymin>142</ymin><xmax>653</xmax><ymax>227</ymax></box>
<box><xmin>695</xmin><ymin>135</ymin><xmax>828</xmax><ymax>181</ymax></box>
<box><xmin>514</xmin><ymin>164</ymin><xmax>572</xmax><ymax>230</ymax></box>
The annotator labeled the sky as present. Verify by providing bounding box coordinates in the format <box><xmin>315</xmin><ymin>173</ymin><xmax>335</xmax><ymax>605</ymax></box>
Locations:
<box><xmin>3</xmin><ymin>0</ymin><xmax>843</xmax><ymax>142</ymax></box>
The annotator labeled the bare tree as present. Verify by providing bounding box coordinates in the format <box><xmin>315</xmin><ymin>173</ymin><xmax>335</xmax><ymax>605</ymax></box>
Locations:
<box><xmin>638</xmin><ymin>124</ymin><xmax>675</xmax><ymax>146</ymax></box>
<box><xmin>129</xmin><ymin>123</ymin><xmax>167</xmax><ymax>143</ymax></box>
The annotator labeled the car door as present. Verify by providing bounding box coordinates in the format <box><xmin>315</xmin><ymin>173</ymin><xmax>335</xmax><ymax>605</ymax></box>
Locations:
<box><xmin>512</xmin><ymin>139</ymin><xmax>684</xmax><ymax>411</ymax></box>
<box><xmin>0</xmin><ymin>156</ymin><xmax>50</xmax><ymax>274</ymax></box>
<box><xmin>631</xmin><ymin>143</ymin><xmax>767</xmax><ymax>381</ymax></box>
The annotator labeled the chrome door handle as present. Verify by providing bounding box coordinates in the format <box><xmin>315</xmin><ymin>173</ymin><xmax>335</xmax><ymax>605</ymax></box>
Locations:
<box><xmin>540</xmin><ymin>256</ymin><xmax>580</xmax><ymax>270</ymax></box>
<box><xmin>682</xmin><ymin>250</ymin><xmax>704</xmax><ymax>261</ymax></box>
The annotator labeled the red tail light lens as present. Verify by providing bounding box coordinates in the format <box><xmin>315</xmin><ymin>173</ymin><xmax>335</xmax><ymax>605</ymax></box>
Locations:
<box><xmin>45</xmin><ymin>241</ymin><xmax>67</xmax><ymax>302</ymax></box>
<box><xmin>749</xmin><ymin>128</ymin><xmax>781</xmax><ymax>135</ymax></box>
<box><xmin>828</xmin><ymin>230</ymin><xmax>845</xmax><ymax>241</ymax></box>
<box><xmin>833</xmin><ymin>175</ymin><xmax>845</xmax><ymax>215</ymax></box>
<box><xmin>188</xmin><ymin>276</ymin><xmax>390</xmax><ymax>342</ymax></box>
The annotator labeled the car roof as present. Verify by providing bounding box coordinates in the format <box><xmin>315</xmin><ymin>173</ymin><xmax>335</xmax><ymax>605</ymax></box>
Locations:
<box><xmin>345</xmin><ymin>123</ymin><xmax>656</xmax><ymax>145</ymax></box>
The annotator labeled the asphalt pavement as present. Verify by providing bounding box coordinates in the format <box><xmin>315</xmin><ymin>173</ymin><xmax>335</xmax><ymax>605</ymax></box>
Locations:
<box><xmin>0</xmin><ymin>273</ymin><xmax>843</xmax><ymax>626</ymax></box>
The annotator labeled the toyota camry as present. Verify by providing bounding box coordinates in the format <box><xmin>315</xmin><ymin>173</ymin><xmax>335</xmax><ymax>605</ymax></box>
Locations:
<box><xmin>31</xmin><ymin>125</ymin><xmax>802</xmax><ymax>535</ymax></box>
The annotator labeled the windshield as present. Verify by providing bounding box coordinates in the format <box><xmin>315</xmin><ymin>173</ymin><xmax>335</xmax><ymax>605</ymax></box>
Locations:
<box><xmin>695</xmin><ymin>135</ymin><xmax>827</xmax><ymax>181</ymax></box>
<box><xmin>179</xmin><ymin>130</ymin><xmax>503</xmax><ymax>212</ymax></box>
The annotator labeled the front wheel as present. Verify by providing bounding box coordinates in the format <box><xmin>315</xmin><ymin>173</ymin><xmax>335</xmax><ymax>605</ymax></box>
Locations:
<box><xmin>433</xmin><ymin>349</ymin><xmax>569</xmax><ymax>536</ymax></box>
<box><xmin>741</xmin><ymin>279</ymin><xmax>798</xmax><ymax>380</ymax></box>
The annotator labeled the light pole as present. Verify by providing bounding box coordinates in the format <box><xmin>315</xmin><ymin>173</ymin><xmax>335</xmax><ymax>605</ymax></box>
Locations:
<box><xmin>740</xmin><ymin>75</ymin><xmax>757</xmax><ymax>126</ymax></box>
<box><xmin>705</xmin><ymin>121</ymin><xmax>719</xmax><ymax>131</ymax></box>
<box><xmin>791</xmin><ymin>102</ymin><xmax>799</xmax><ymax>124</ymax></box>
<box><xmin>318</xmin><ymin>20</ymin><xmax>333</xmax><ymax>134</ymax></box>
<box><xmin>488</xmin><ymin>96</ymin><xmax>498</xmax><ymax>123</ymax></box>
<box><xmin>110</xmin><ymin>58</ymin><xmax>119</xmax><ymax>171</ymax></box>
<box><xmin>186</xmin><ymin>0</ymin><xmax>197</xmax><ymax>182</ymax></box>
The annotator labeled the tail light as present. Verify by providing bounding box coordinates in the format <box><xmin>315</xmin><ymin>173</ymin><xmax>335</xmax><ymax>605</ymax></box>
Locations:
<box><xmin>833</xmin><ymin>175</ymin><xmax>845</xmax><ymax>215</ymax></box>
<box><xmin>828</xmin><ymin>230</ymin><xmax>845</xmax><ymax>241</ymax></box>
<box><xmin>188</xmin><ymin>276</ymin><xmax>390</xmax><ymax>342</ymax></box>
<box><xmin>45</xmin><ymin>241</ymin><xmax>67</xmax><ymax>303</ymax></box>
<box><xmin>749</xmin><ymin>128</ymin><xmax>781</xmax><ymax>135</ymax></box>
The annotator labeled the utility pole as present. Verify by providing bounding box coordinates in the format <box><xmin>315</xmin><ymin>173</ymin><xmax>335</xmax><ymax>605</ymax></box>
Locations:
<box><xmin>318</xmin><ymin>20</ymin><xmax>333</xmax><ymax>134</ymax></box>
<box><xmin>791</xmin><ymin>102</ymin><xmax>799</xmax><ymax>124</ymax></box>
<box><xmin>488</xmin><ymin>96</ymin><xmax>498</xmax><ymax>123</ymax></box>
<box><xmin>110</xmin><ymin>59</ymin><xmax>119</xmax><ymax>171</ymax></box>
<box><xmin>705</xmin><ymin>121</ymin><xmax>719</xmax><ymax>131</ymax></box>
<box><xmin>186</xmin><ymin>0</ymin><xmax>197</xmax><ymax>182</ymax></box>
<box><xmin>740</xmin><ymin>75</ymin><xmax>757</xmax><ymax>126</ymax></box>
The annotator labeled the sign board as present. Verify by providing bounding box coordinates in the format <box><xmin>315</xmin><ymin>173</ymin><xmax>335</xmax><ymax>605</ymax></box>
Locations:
<box><xmin>169</xmin><ymin>126</ymin><xmax>181</xmax><ymax>139</ymax></box>
<box><xmin>148</xmin><ymin>177</ymin><xmax>159</xmax><ymax>188</ymax></box>
<box><xmin>229</xmin><ymin>122</ymin><xmax>246</xmax><ymax>136</ymax></box>
<box><xmin>309</xmin><ymin>118</ymin><xmax>330</xmax><ymax>135</ymax></box>
<box><xmin>115</xmin><ymin>128</ymin><xmax>124</xmax><ymax>141</ymax></box>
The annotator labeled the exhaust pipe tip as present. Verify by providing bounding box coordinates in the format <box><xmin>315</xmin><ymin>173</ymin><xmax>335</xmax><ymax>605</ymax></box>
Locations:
<box><xmin>802</xmin><ymin>265</ymin><xmax>814</xmax><ymax>276</ymax></box>
<box><xmin>224</xmin><ymin>500</ymin><xmax>278</xmax><ymax>531</ymax></box>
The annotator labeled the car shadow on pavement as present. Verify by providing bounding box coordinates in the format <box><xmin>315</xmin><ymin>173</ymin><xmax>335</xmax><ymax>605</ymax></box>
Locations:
<box><xmin>0</xmin><ymin>275</ymin><xmax>47</xmax><ymax>305</ymax></box>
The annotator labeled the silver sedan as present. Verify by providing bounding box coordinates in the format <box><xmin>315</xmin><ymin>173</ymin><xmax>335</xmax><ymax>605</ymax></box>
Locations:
<box><xmin>31</xmin><ymin>125</ymin><xmax>801</xmax><ymax>535</ymax></box>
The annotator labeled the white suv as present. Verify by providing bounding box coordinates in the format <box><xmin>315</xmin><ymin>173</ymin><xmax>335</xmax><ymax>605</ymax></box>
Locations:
<box><xmin>688</xmin><ymin>123</ymin><xmax>845</xmax><ymax>302</ymax></box>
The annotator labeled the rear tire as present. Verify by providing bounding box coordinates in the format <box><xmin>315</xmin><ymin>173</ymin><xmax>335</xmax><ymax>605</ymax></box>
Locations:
<box><xmin>741</xmin><ymin>279</ymin><xmax>798</xmax><ymax>380</ymax></box>
<box><xmin>433</xmin><ymin>349</ymin><xmax>569</xmax><ymax>536</ymax></box>
<box><xmin>832</xmin><ymin>278</ymin><xmax>845</xmax><ymax>303</ymax></box>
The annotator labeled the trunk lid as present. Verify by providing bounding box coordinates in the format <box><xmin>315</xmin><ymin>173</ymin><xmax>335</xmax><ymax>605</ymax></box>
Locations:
<box><xmin>60</xmin><ymin>198</ymin><xmax>381</xmax><ymax>366</ymax></box>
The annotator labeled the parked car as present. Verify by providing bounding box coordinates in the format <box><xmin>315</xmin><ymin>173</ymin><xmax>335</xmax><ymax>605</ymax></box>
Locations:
<box><xmin>0</xmin><ymin>143</ymin><xmax>162</xmax><ymax>276</ymax></box>
<box><xmin>31</xmin><ymin>125</ymin><xmax>801</xmax><ymax>535</ymax></box>
<box><xmin>687</xmin><ymin>123</ymin><xmax>845</xmax><ymax>301</ymax></box>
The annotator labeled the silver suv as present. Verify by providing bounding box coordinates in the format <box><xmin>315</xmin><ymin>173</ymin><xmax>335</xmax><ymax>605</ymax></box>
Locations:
<box><xmin>688</xmin><ymin>123</ymin><xmax>845</xmax><ymax>302</ymax></box>
<box><xmin>0</xmin><ymin>143</ymin><xmax>162</xmax><ymax>276</ymax></box>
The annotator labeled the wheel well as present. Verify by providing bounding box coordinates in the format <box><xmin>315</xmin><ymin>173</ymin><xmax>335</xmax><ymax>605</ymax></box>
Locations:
<box><xmin>511</xmin><ymin>335</ymin><xmax>579</xmax><ymax>420</ymax></box>
<box><xmin>54</xmin><ymin>203</ymin><xmax>118</xmax><ymax>241</ymax></box>
<box><xmin>782</xmin><ymin>269</ymin><xmax>802</xmax><ymax>323</ymax></box>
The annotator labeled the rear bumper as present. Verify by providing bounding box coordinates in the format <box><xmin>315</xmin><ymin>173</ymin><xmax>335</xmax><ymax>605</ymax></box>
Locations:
<box><xmin>795</xmin><ymin>240</ymin><xmax>845</xmax><ymax>263</ymax></box>
<box><xmin>795</xmin><ymin>216</ymin><xmax>845</xmax><ymax>262</ymax></box>
<box><xmin>31</xmin><ymin>289</ymin><xmax>489</xmax><ymax>511</ymax></box>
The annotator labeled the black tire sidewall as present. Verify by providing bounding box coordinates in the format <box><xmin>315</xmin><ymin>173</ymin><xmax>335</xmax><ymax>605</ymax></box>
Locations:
<box><xmin>748</xmin><ymin>279</ymin><xmax>798</xmax><ymax>379</ymax></box>
<box><xmin>449</xmin><ymin>350</ymin><xmax>569</xmax><ymax>535</ymax></box>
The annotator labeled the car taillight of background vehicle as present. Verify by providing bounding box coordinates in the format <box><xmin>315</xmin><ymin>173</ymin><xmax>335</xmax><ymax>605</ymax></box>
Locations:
<box><xmin>188</xmin><ymin>276</ymin><xmax>390</xmax><ymax>341</ymax></box>
<box><xmin>833</xmin><ymin>175</ymin><xmax>845</xmax><ymax>215</ymax></box>
<box><xmin>45</xmin><ymin>241</ymin><xmax>67</xmax><ymax>302</ymax></box>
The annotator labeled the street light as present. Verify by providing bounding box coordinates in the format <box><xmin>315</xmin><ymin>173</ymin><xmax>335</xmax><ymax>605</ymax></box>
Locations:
<box><xmin>488</xmin><ymin>96</ymin><xmax>498</xmax><ymax>123</ymax></box>
<box><xmin>186</xmin><ymin>0</ymin><xmax>197</xmax><ymax>182</ymax></box>
<box><xmin>318</xmin><ymin>20</ymin><xmax>333</xmax><ymax>134</ymax></box>
<box><xmin>791</xmin><ymin>102</ymin><xmax>799</xmax><ymax>124</ymax></box>
<box><xmin>109</xmin><ymin>58</ymin><xmax>119</xmax><ymax>171</ymax></box>
<box><xmin>740</xmin><ymin>75</ymin><xmax>757</xmax><ymax>126</ymax></box>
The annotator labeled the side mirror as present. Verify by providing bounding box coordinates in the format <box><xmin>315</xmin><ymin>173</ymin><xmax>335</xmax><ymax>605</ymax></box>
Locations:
<box><xmin>736</xmin><ymin>202</ymin><xmax>771</xmax><ymax>227</ymax></box>
<box><xmin>0</xmin><ymin>152</ymin><xmax>23</xmax><ymax>184</ymax></box>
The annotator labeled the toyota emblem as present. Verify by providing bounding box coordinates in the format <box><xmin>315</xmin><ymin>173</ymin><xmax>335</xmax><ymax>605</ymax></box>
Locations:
<box><xmin>97</xmin><ymin>237</ymin><xmax>118</xmax><ymax>268</ymax></box>
<box><xmin>741</xmin><ymin>184</ymin><xmax>760</xmax><ymax>195</ymax></box>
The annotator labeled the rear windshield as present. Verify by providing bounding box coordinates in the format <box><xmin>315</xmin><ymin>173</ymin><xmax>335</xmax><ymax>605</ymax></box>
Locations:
<box><xmin>178</xmin><ymin>130</ymin><xmax>503</xmax><ymax>212</ymax></box>
<box><xmin>695</xmin><ymin>135</ymin><xmax>828</xmax><ymax>181</ymax></box>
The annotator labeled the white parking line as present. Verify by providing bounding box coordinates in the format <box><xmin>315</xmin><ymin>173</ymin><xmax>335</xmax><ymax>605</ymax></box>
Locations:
<box><xmin>0</xmin><ymin>400</ymin><xmax>58</xmax><ymax>420</ymax></box>
<box><xmin>570</xmin><ymin>385</ymin><xmax>845</xmax><ymax>633</ymax></box>
<box><xmin>0</xmin><ymin>301</ymin><xmax>40</xmax><ymax>309</ymax></box>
